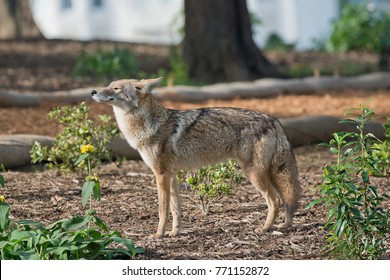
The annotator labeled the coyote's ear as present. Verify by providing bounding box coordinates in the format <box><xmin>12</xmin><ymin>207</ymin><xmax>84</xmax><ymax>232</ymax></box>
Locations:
<box><xmin>135</xmin><ymin>77</ymin><xmax>163</xmax><ymax>94</ymax></box>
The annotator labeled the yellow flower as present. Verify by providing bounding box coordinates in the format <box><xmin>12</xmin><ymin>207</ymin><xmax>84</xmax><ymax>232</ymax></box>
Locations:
<box><xmin>87</xmin><ymin>174</ymin><xmax>99</xmax><ymax>182</ymax></box>
<box><xmin>0</xmin><ymin>195</ymin><xmax>5</xmax><ymax>202</ymax></box>
<box><xmin>80</xmin><ymin>144</ymin><xmax>95</xmax><ymax>154</ymax></box>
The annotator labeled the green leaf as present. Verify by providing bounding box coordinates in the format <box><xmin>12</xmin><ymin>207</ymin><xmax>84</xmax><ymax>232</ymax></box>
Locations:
<box><xmin>9</xmin><ymin>229</ymin><xmax>31</xmax><ymax>241</ymax></box>
<box><xmin>305</xmin><ymin>198</ymin><xmax>325</xmax><ymax>209</ymax></box>
<box><xmin>49</xmin><ymin>244</ymin><xmax>79</xmax><ymax>256</ymax></box>
<box><xmin>324</xmin><ymin>166</ymin><xmax>335</xmax><ymax>176</ymax></box>
<box><xmin>93</xmin><ymin>181</ymin><xmax>101</xmax><ymax>201</ymax></box>
<box><xmin>74</xmin><ymin>153</ymin><xmax>89</xmax><ymax>166</ymax></box>
<box><xmin>87</xmin><ymin>229</ymin><xmax>102</xmax><ymax>240</ymax></box>
<box><xmin>319</xmin><ymin>143</ymin><xmax>331</xmax><ymax>147</ymax></box>
<box><xmin>106</xmin><ymin>248</ymin><xmax>134</xmax><ymax>258</ymax></box>
<box><xmin>110</xmin><ymin>237</ymin><xmax>136</xmax><ymax>256</ymax></box>
<box><xmin>339</xmin><ymin>119</ymin><xmax>357</xmax><ymax>124</ymax></box>
<box><xmin>92</xmin><ymin>215</ymin><xmax>109</xmax><ymax>232</ymax></box>
<box><xmin>328</xmin><ymin>207</ymin><xmax>337</xmax><ymax>220</ymax></box>
<box><xmin>46</xmin><ymin>218</ymin><xmax>68</xmax><ymax>230</ymax></box>
<box><xmin>17</xmin><ymin>220</ymin><xmax>45</xmax><ymax>231</ymax></box>
<box><xmin>350</xmin><ymin>207</ymin><xmax>362</xmax><ymax>218</ymax></box>
<box><xmin>62</xmin><ymin>216</ymin><xmax>91</xmax><ymax>230</ymax></box>
<box><xmin>82</xmin><ymin>181</ymin><xmax>95</xmax><ymax>207</ymax></box>
<box><xmin>337</xmin><ymin>203</ymin><xmax>346</xmax><ymax>217</ymax></box>
<box><xmin>368</xmin><ymin>186</ymin><xmax>379</xmax><ymax>198</ymax></box>
<box><xmin>336</xmin><ymin>219</ymin><xmax>346</xmax><ymax>237</ymax></box>
<box><xmin>18</xmin><ymin>250</ymin><xmax>40</xmax><ymax>260</ymax></box>
<box><xmin>361</xmin><ymin>171</ymin><xmax>369</xmax><ymax>184</ymax></box>
<box><xmin>0</xmin><ymin>202</ymin><xmax>11</xmax><ymax>232</ymax></box>
<box><xmin>85</xmin><ymin>242</ymin><xmax>102</xmax><ymax>259</ymax></box>
<box><xmin>0</xmin><ymin>175</ymin><xmax>4</xmax><ymax>188</ymax></box>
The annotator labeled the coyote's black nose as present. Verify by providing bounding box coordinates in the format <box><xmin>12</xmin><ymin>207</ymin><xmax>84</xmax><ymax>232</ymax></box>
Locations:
<box><xmin>91</xmin><ymin>90</ymin><xmax>97</xmax><ymax>96</ymax></box>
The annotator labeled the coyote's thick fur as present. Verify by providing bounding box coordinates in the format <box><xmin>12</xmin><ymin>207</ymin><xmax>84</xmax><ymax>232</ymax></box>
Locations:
<box><xmin>91</xmin><ymin>78</ymin><xmax>301</xmax><ymax>238</ymax></box>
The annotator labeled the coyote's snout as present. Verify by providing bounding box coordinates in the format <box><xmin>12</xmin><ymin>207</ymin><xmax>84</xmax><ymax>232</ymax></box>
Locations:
<box><xmin>92</xmin><ymin>78</ymin><xmax>301</xmax><ymax>238</ymax></box>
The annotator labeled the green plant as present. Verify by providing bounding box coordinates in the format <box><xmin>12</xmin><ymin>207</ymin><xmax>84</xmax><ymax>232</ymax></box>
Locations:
<box><xmin>177</xmin><ymin>160</ymin><xmax>244</xmax><ymax>215</ymax></box>
<box><xmin>75</xmin><ymin>144</ymin><xmax>101</xmax><ymax>210</ymax></box>
<box><xmin>372</xmin><ymin>115</ymin><xmax>390</xmax><ymax>176</ymax></box>
<box><xmin>0</xmin><ymin>174</ymin><xmax>9</xmax><ymax>232</ymax></box>
<box><xmin>73</xmin><ymin>47</ymin><xmax>139</xmax><ymax>82</ymax></box>
<box><xmin>0</xmin><ymin>148</ymin><xmax>143</xmax><ymax>260</ymax></box>
<box><xmin>264</xmin><ymin>33</ymin><xmax>295</xmax><ymax>52</ymax></box>
<box><xmin>306</xmin><ymin>104</ymin><xmax>389</xmax><ymax>259</ymax></box>
<box><xmin>30</xmin><ymin>102</ymin><xmax>119</xmax><ymax>173</ymax></box>
<box><xmin>164</xmin><ymin>46</ymin><xmax>190</xmax><ymax>85</ymax></box>
<box><xmin>327</xmin><ymin>2</ymin><xmax>390</xmax><ymax>69</ymax></box>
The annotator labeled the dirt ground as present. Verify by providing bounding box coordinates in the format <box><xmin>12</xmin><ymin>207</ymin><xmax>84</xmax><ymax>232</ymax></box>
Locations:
<box><xmin>0</xmin><ymin>39</ymin><xmax>389</xmax><ymax>259</ymax></box>
<box><xmin>1</xmin><ymin>146</ymin><xmax>327</xmax><ymax>260</ymax></box>
<box><xmin>3</xmin><ymin>146</ymin><xmax>389</xmax><ymax>259</ymax></box>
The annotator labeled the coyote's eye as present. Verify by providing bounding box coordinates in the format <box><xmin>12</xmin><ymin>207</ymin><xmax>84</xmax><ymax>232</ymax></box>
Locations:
<box><xmin>113</xmin><ymin>87</ymin><xmax>120</xmax><ymax>90</ymax></box>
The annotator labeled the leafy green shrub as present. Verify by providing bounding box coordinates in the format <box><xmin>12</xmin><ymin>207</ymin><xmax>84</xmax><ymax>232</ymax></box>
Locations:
<box><xmin>0</xmin><ymin>214</ymin><xmax>142</xmax><ymax>260</ymax></box>
<box><xmin>0</xmin><ymin>148</ymin><xmax>143</xmax><ymax>260</ymax></box>
<box><xmin>327</xmin><ymin>2</ymin><xmax>390</xmax><ymax>69</ymax></box>
<box><xmin>177</xmin><ymin>160</ymin><xmax>244</xmax><ymax>215</ymax></box>
<box><xmin>30</xmin><ymin>102</ymin><xmax>119</xmax><ymax>173</ymax></box>
<box><xmin>73</xmin><ymin>47</ymin><xmax>139</xmax><ymax>81</ymax></box>
<box><xmin>306</xmin><ymin>104</ymin><xmax>389</xmax><ymax>259</ymax></box>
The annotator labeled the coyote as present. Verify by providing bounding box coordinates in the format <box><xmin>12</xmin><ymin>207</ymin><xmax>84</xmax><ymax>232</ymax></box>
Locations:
<box><xmin>91</xmin><ymin>78</ymin><xmax>301</xmax><ymax>238</ymax></box>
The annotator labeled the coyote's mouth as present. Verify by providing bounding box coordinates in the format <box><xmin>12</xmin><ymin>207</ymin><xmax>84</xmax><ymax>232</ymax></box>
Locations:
<box><xmin>91</xmin><ymin>90</ymin><xmax>114</xmax><ymax>102</ymax></box>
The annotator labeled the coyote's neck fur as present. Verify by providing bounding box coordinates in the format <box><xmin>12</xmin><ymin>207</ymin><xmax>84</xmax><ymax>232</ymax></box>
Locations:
<box><xmin>113</xmin><ymin>95</ymin><xmax>169</xmax><ymax>149</ymax></box>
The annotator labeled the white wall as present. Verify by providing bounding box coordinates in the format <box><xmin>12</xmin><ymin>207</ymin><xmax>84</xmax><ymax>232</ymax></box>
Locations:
<box><xmin>294</xmin><ymin>0</ymin><xmax>339</xmax><ymax>49</ymax></box>
<box><xmin>31</xmin><ymin>0</ymin><xmax>182</xmax><ymax>43</ymax></box>
<box><xmin>248</xmin><ymin>0</ymin><xmax>338</xmax><ymax>49</ymax></box>
<box><xmin>31</xmin><ymin>0</ymin><xmax>338</xmax><ymax>49</ymax></box>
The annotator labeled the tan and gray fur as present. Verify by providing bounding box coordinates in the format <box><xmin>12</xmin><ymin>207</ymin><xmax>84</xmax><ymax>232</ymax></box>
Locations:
<box><xmin>91</xmin><ymin>78</ymin><xmax>301</xmax><ymax>238</ymax></box>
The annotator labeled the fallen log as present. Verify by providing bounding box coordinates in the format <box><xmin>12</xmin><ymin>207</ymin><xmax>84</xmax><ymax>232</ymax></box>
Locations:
<box><xmin>1</xmin><ymin>72</ymin><xmax>390</xmax><ymax>107</ymax></box>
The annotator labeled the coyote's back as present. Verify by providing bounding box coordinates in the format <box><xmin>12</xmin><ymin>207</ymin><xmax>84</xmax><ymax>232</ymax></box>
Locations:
<box><xmin>91</xmin><ymin>78</ymin><xmax>301</xmax><ymax>237</ymax></box>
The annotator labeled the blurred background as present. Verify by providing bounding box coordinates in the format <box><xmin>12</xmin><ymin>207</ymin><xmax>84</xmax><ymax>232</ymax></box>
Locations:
<box><xmin>0</xmin><ymin>1</ymin><xmax>389</xmax><ymax>260</ymax></box>
<box><xmin>1</xmin><ymin>0</ymin><xmax>390</xmax><ymax>89</ymax></box>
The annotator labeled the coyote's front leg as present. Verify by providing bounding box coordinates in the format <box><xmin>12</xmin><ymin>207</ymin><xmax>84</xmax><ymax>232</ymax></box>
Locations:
<box><xmin>154</xmin><ymin>172</ymin><xmax>172</xmax><ymax>238</ymax></box>
<box><xmin>169</xmin><ymin>176</ymin><xmax>182</xmax><ymax>237</ymax></box>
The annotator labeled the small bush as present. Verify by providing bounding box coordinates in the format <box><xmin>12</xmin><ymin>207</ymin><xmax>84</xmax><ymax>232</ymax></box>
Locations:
<box><xmin>73</xmin><ymin>47</ymin><xmax>139</xmax><ymax>82</ymax></box>
<box><xmin>327</xmin><ymin>2</ymin><xmax>390</xmax><ymax>69</ymax></box>
<box><xmin>177</xmin><ymin>160</ymin><xmax>244</xmax><ymax>215</ymax></box>
<box><xmin>306</xmin><ymin>104</ymin><xmax>390</xmax><ymax>259</ymax></box>
<box><xmin>30</xmin><ymin>102</ymin><xmax>119</xmax><ymax>173</ymax></box>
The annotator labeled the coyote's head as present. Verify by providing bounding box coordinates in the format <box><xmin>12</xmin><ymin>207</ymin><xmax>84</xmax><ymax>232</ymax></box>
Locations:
<box><xmin>91</xmin><ymin>77</ymin><xmax>162</xmax><ymax>110</ymax></box>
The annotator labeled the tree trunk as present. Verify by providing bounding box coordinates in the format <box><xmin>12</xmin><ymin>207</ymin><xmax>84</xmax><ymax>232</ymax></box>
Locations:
<box><xmin>0</xmin><ymin>0</ymin><xmax>16</xmax><ymax>38</ymax></box>
<box><xmin>0</xmin><ymin>0</ymin><xmax>42</xmax><ymax>39</ymax></box>
<box><xmin>379</xmin><ymin>21</ymin><xmax>390</xmax><ymax>71</ymax></box>
<box><xmin>183</xmin><ymin>0</ymin><xmax>280</xmax><ymax>83</ymax></box>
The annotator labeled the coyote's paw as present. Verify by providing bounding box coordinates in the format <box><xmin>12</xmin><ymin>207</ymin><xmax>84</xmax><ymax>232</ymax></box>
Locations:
<box><xmin>148</xmin><ymin>233</ymin><xmax>165</xmax><ymax>239</ymax></box>
<box><xmin>168</xmin><ymin>229</ymin><xmax>180</xmax><ymax>237</ymax></box>
<box><xmin>255</xmin><ymin>225</ymin><xmax>272</xmax><ymax>234</ymax></box>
